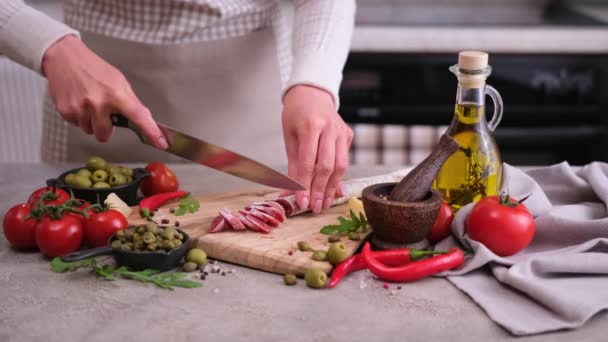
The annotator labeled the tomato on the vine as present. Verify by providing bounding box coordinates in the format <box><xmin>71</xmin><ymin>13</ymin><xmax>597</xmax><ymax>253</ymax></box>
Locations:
<box><xmin>140</xmin><ymin>162</ymin><xmax>179</xmax><ymax>197</ymax></box>
<box><xmin>84</xmin><ymin>209</ymin><xmax>128</xmax><ymax>247</ymax></box>
<box><xmin>3</xmin><ymin>203</ymin><xmax>38</xmax><ymax>250</ymax></box>
<box><xmin>35</xmin><ymin>215</ymin><xmax>83</xmax><ymax>258</ymax></box>
<box><xmin>466</xmin><ymin>194</ymin><xmax>535</xmax><ymax>257</ymax></box>
<box><xmin>427</xmin><ymin>201</ymin><xmax>455</xmax><ymax>244</ymax></box>
<box><xmin>28</xmin><ymin>186</ymin><xmax>70</xmax><ymax>206</ymax></box>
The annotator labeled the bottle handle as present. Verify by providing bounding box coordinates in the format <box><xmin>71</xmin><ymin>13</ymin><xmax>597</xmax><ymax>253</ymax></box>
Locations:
<box><xmin>485</xmin><ymin>85</ymin><xmax>503</xmax><ymax>131</ymax></box>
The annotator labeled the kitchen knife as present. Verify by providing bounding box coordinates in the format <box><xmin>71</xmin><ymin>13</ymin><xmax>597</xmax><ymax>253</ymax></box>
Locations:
<box><xmin>110</xmin><ymin>114</ymin><xmax>306</xmax><ymax>191</ymax></box>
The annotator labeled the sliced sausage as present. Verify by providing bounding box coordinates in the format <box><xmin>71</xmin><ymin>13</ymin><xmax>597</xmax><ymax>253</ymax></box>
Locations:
<box><xmin>219</xmin><ymin>208</ymin><xmax>246</xmax><ymax>230</ymax></box>
<box><xmin>239</xmin><ymin>211</ymin><xmax>272</xmax><ymax>233</ymax></box>
<box><xmin>247</xmin><ymin>208</ymin><xmax>281</xmax><ymax>227</ymax></box>
<box><xmin>208</xmin><ymin>215</ymin><xmax>226</xmax><ymax>233</ymax></box>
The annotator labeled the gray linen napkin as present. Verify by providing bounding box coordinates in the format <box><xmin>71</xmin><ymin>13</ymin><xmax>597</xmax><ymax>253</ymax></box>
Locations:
<box><xmin>435</xmin><ymin>162</ymin><xmax>608</xmax><ymax>336</ymax></box>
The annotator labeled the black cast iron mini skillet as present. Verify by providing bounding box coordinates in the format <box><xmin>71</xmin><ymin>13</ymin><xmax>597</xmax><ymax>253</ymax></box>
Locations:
<box><xmin>61</xmin><ymin>229</ymin><xmax>191</xmax><ymax>272</ymax></box>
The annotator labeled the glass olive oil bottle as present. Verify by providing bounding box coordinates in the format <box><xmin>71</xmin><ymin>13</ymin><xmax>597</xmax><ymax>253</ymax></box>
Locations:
<box><xmin>433</xmin><ymin>51</ymin><xmax>504</xmax><ymax>210</ymax></box>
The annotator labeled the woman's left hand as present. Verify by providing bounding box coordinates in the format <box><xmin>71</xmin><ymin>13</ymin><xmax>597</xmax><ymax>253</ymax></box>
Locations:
<box><xmin>282</xmin><ymin>85</ymin><xmax>353</xmax><ymax>214</ymax></box>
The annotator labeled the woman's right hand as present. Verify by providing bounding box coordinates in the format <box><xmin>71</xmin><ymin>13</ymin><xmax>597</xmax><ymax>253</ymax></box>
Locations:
<box><xmin>41</xmin><ymin>35</ymin><xmax>168</xmax><ymax>149</ymax></box>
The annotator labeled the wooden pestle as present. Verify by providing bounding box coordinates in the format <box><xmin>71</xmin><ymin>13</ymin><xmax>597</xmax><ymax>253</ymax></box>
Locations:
<box><xmin>388</xmin><ymin>134</ymin><xmax>460</xmax><ymax>202</ymax></box>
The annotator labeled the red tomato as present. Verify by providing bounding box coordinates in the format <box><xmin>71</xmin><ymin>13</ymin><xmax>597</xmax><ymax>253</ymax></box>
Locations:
<box><xmin>140</xmin><ymin>162</ymin><xmax>179</xmax><ymax>197</ymax></box>
<box><xmin>84</xmin><ymin>209</ymin><xmax>128</xmax><ymax>247</ymax></box>
<box><xmin>427</xmin><ymin>201</ymin><xmax>455</xmax><ymax>244</ymax></box>
<box><xmin>35</xmin><ymin>215</ymin><xmax>83</xmax><ymax>258</ymax></box>
<box><xmin>466</xmin><ymin>195</ymin><xmax>535</xmax><ymax>257</ymax></box>
<box><xmin>3</xmin><ymin>203</ymin><xmax>39</xmax><ymax>250</ymax></box>
<box><xmin>68</xmin><ymin>201</ymin><xmax>93</xmax><ymax>225</ymax></box>
<box><xmin>28</xmin><ymin>186</ymin><xmax>70</xmax><ymax>206</ymax></box>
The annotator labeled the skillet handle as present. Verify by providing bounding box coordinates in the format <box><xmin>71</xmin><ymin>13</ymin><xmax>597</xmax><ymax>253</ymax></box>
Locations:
<box><xmin>61</xmin><ymin>246</ymin><xmax>113</xmax><ymax>263</ymax></box>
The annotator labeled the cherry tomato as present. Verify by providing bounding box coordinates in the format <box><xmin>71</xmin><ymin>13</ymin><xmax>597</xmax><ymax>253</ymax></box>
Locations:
<box><xmin>466</xmin><ymin>194</ymin><xmax>535</xmax><ymax>257</ymax></box>
<box><xmin>35</xmin><ymin>215</ymin><xmax>83</xmax><ymax>258</ymax></box>
<box><xmin>427</xmin><ymin>201</ymin><xmax>454</xmax><ymax>244</ymax></box>
<box><xmin>28</xmin><ymin>186</ymin><xmax>70</xmax><ymax>206</ymax></box>
<box><xmin>67</xmin><ymin>201</ymin><xmax>93</xmax><ymax>225</ymax></box>
<box><xmin>140</xmin><ymin>162</ymin><xmax>179</xmax><ymax>196</ymax></box>
<box><xmin>84</xmin><ymin>209</ymin><xmax>128</xmax><ymax>247</ymax></box>
<box><xmin>3</xmin><ymin>203</ymin><xmax>38</xmax><ymax>250</ymax></box>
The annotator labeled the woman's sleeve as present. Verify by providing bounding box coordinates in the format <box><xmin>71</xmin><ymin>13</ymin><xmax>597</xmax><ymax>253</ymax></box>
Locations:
<box><xmin>0</xmin><ymin>0</ymin><xmax>79</xmax><ymax>74</ymax></box>
<box><xmin>283</xmin><ymin>0</ymin><xmax>356</xmax><ymax>109</ymax></box>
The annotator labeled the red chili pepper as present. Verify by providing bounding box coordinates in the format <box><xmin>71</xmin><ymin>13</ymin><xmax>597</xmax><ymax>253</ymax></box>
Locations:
<box><xmin>361</xmin><ymin>242</ymin><xmax>464</xmax><ymax>283</ymax></box>
<box><xmin>139</xmin><ymin>191</ymin><xmax>188</xmax><ymax>219</ymax></box>
<box><xmin>327</xmin><ymin>247</ymin><xmax>448</xmax><ymax>288</ymax></box>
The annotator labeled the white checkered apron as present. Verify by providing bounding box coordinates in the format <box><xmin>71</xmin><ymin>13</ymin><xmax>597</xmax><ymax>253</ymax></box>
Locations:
<box><xmin>42</xmin><ymin>0</ymin><xmax>293</xmax><ymax>162</ymax></box>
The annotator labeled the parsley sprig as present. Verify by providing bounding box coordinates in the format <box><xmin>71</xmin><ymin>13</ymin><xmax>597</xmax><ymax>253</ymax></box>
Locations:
<box><xmin>50</xmin><ymin>257</ymin><xmax>202</xmax><ymax>290</ymax></box>
<box><xmin>320</xmin><ymin>210</ymin><xmax>368</xmax><ymax>236</ymax></box>
<box><xmin>175</xmin><ymin>194</ymin><xmax>200</xmax><ymax>216</ymax></box>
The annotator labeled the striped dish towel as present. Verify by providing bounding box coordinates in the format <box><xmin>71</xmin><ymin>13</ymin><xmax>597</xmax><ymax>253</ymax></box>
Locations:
<box><xmin>350</xmin><ymin>124</ymin><xmax>448</xmax><ymax>166</ymax></box>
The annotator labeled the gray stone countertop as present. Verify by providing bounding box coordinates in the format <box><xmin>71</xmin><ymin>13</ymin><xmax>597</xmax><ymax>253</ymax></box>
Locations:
<box><xmin>0</xmin><ymin>163</ymin><xmax>606</xmax><ymax>342</ymax></box>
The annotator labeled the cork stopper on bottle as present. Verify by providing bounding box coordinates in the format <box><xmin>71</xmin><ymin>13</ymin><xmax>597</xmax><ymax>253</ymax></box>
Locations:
<box><xmin>456</xmin><ymin>51</ymin><xmax>490</xmax><ymax>88</ymax></box>
<box><xmin>458</xmin><ymin>51</ymin><xmax>488</xmax><ymax>71</ymax></box>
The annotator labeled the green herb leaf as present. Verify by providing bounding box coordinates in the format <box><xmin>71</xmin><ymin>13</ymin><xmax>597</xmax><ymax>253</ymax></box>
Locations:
<box><xmin>175</xmin><ymin>194</ymin><xmax>200</xmax><ymax>216</ymax></box>
<box><xmin>320</xmin><ymin>210</ymin><xmax>368</xmax><ymax>236</ymax></box>
<box><xmin>50</xmin><ymin>257</ymin><xmax>95</xmax><ymax>273</ymax></box>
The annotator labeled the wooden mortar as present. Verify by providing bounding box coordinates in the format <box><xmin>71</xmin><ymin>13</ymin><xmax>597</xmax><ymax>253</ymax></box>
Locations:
<box><xmin>362</xmin><ymin>183</ymin><xmax>442</xmax><ymax>249</ymax></box>
<box><xmin>389</xmin><ymin>134</ymin><xmax>459</xmax><ymax>202</ymax></box>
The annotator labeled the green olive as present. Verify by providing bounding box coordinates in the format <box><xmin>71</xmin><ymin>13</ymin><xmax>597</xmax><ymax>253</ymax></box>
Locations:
<box><xmin>283</xmin><ymin>273</ymin><xmax>297</xmax><ymax>286</ymax></box>
<box><xmin>312</xmin><ymin>250</ymin><xmax>328</xmax><ymax>262</ymax></box>
<box><xmin>328</xmin><ymin>234</ymin><xmax>341</xmax><ymax>243</ymax></box>
<box><xmin>186</xmin><ymin>248</ymin><xmax>207</xmax><ymax>266</ymax></box>
<box><xmin>297</xmin><ymin>241</ymin><xmax>313</xmax><ymax>252</ymax></box>
<box><xmin>106</xmin><ymin>165</ymin><xmax>122</xmax><ymax>175</ymax></box>
<box><xmin>73</xmin><ymin>175</ymin><xmax>92</xmax><ymax>188</ymax></box>
<box><xmin>86</xmin><ymin>156</ymin><xmax>107</xmax><ymax>171</ymax></box>
<box><xmin>92</xmin><ymin>182</ymin><xmax>110</xmax><ymax>188</ymax></box>
<box><xmin>183</xmin><ymin>262</ymin><xmax>197</xmax><ymax>273</ymax></box>
<box><xmin>91</xmin><ymin>169</ymin><xmax>108</xmax><ymax>182</ymax></box>
<box><xmin>109</xmin><ymin>173</ymin><xmax>127</xmax><ymax>186</ymax></box>
<box><xmin>75</xmin><ymin>168</ymin><xmax>92</xmax><ymax>178</ymax></box>
<box><xmin>64</xmin><ymin>173</ymin><xmax>78</xmax><ymax>186</ymax></box>
<box><xmin>161</xmin><ymin>240</ymin><xmax>174</xmax><ymax>251</ymax></box>
<box><xmin>120</xmin><ymin>167</ymin><xmax>134</xmax><ymax>177</ymax></box>
<box><xmin>304</xmin><ymin>267</ymin><xmax>327</xmax><ymax>289</ymax></box>
<box><xmin>327</xmin><ymin>242</ymin><xmax>348</xmax><ymax>265</ymax></box>
<box><xmin>125</xmin><ymin>175</ymin><xmax>133</xmax><ymax>183</ymax></box>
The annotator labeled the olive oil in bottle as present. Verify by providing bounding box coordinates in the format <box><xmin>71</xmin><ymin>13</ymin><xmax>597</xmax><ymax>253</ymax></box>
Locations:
<box><xmin>433</xmin><ymin>51</ymin><xmax>504</xmax><ymax>210</ymax></box>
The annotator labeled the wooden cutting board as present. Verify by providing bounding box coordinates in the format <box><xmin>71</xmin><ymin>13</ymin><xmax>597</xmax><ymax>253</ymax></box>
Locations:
<box><xmin>127</xmin><ymin>188</ymin><xmax>367</xmax><ymax>275</ymax></box>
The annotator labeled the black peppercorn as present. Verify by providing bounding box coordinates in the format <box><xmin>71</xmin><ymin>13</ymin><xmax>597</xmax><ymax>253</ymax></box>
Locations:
<box><xmin>161</xmin><ymin>218</ymin><xmax>169</xmax><ymax>224</ymax></box>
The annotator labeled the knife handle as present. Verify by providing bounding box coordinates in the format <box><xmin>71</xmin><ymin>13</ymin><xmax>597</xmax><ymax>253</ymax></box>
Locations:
<box><xmin>110</xmin><ymin>113</ymin><xmax>130</xmax><ymax>128</ymax></box>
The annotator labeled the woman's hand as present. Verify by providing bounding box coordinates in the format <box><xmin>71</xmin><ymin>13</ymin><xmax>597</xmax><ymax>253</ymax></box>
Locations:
<box><xmin>282</xmin><ymin>85</ymin><xmax>353</xmax><ymax>214</ymax></box>
<box><xmin>41</xmin><ymin>35</ymin><xmax>168</xmax><ymax>149</ymax></box>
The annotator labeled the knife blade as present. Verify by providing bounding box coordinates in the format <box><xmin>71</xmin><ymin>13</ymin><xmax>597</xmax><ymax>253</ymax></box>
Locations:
<box><xmin>110</xmin><ymin>114</ymin><xmax>306</xmax><ymax>191</ymax></box>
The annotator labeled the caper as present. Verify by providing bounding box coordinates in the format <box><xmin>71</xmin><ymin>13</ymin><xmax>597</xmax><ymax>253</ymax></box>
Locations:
<box><xmin>116</xmin><ymin>230</ymin><xmax>125</xmax><ymax>238</ymax></box>
<box><xmin>134</xmin><ymin>248</ymin><xmax>142</xmax><ymax>252</ymax></box>
<box><xmin>348</xmin><ymin>232</ymin><xmax>361</xmax><ymax>241</ymax></box>
<box><xmin>145</xmin><ymin>223</ymin><xmax>159</xmax><ymax>234</ymax></box>
<box><xmin>86</xmin><ymin>156</ymin><xmax>107</xmax><ymax>171</ymax></box>
<box><xmin>186</xmin><ymin>248</ymin><xmax>207</xmax><ymax>266</ymax></box>
<box><xmin>91</xmin><ymin>169</ymin><xmax>108</xmax><ymax>183</ymax></box>
<box><xmin>312</xmin><ymin>250</ymin><xmax>327</xmax><ymax>262</ymax></box>
<box><xmin>120</xmin><ymin>167</ymin><xmax>134</xmax><ymax>177</ymax></box>
<box><xmin>109</xmin><ymin>173</ymin><xmax>127</xmax><ymax>186</ymax></box>
<box><xmin>328</xmin><ymin>233</ymin><xmax>341</xmax><ymax>243</ymax></box>
<box><xmin>283</xmin><ymin>273</ymin><xmax>297</xmax><ymax>286</ymax></box>
<box><xmin>120</xmin><ymin>244</ymin><xmax>132</xmax><ymax>252</ymax></box>
<box><xmin>73</xmin><ymin>175</ymin><xmax>92</xmax><ymax>188</ymax></box>
<box><xmin>183</xmin><ymin>262</ymin><xmax>197</xmax><ymax>273</ymax></box>
<box><xmin>297</xmin><ymin>241</ymin><xmax>313</xmax><ymax>252</ymax></box>
<box><xmin>146</xmin><ymin>243</ymin><xmax>158</xmax><ymax>251</ymax></box>
<box><xmin>93</xmin><ymin>182</ymin><xmax>111</xmax><ymax>188</ymax></box>
<box><xmin>124</xmin><ymin>228</ymin><xmax>135</xmax><ymax>239</ymax></box>
<box><xmin>134</xmin><ymin>241</ymin><xmax>144</xmax><ymax>250</ymax></box>
<box><xmin>136</xmin><ymin>226</ymin><xmax>146</xmax><ymax>234</ymax></box>
<box><xmin>124</xmin><ymin>242</ymin><xmax>134</xmax><ymax>249</ymax></box>
<box><xmin>304</xmin><ymin>267</ymin><xmax>327</xmax><ymax>289</ymax></box>
<box><xmin>327</xmin><ymin>242</ymin><xmax>348</xmax><ymax>265</ymax></box>
<box><xmin>132</xmin><ymin>233</ymin><xmax>142</xmax><ymax>242</ymax></box>
<box><xmin>143</xmin><ymin>232</ymin><xmax>156</xmax><ymax>244</ymax></box>
<box><xmin>161</xmin><ymin>240</ymin><xmax>173</xmax><ymax>251</ymax></box>
<box><xmin>111</xmin><ymin>240</ymin><xmax>122</xmax><ymax>249</ymax></box>
<box><xmin>64</xmin><ymin>173</ymin><xmax>78</xmax><ymax>186</ymax></box>
<box><xmin>76</xmin><ymin>168</ymin><xmax>92</xmax><ymax>178</ymax></box>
